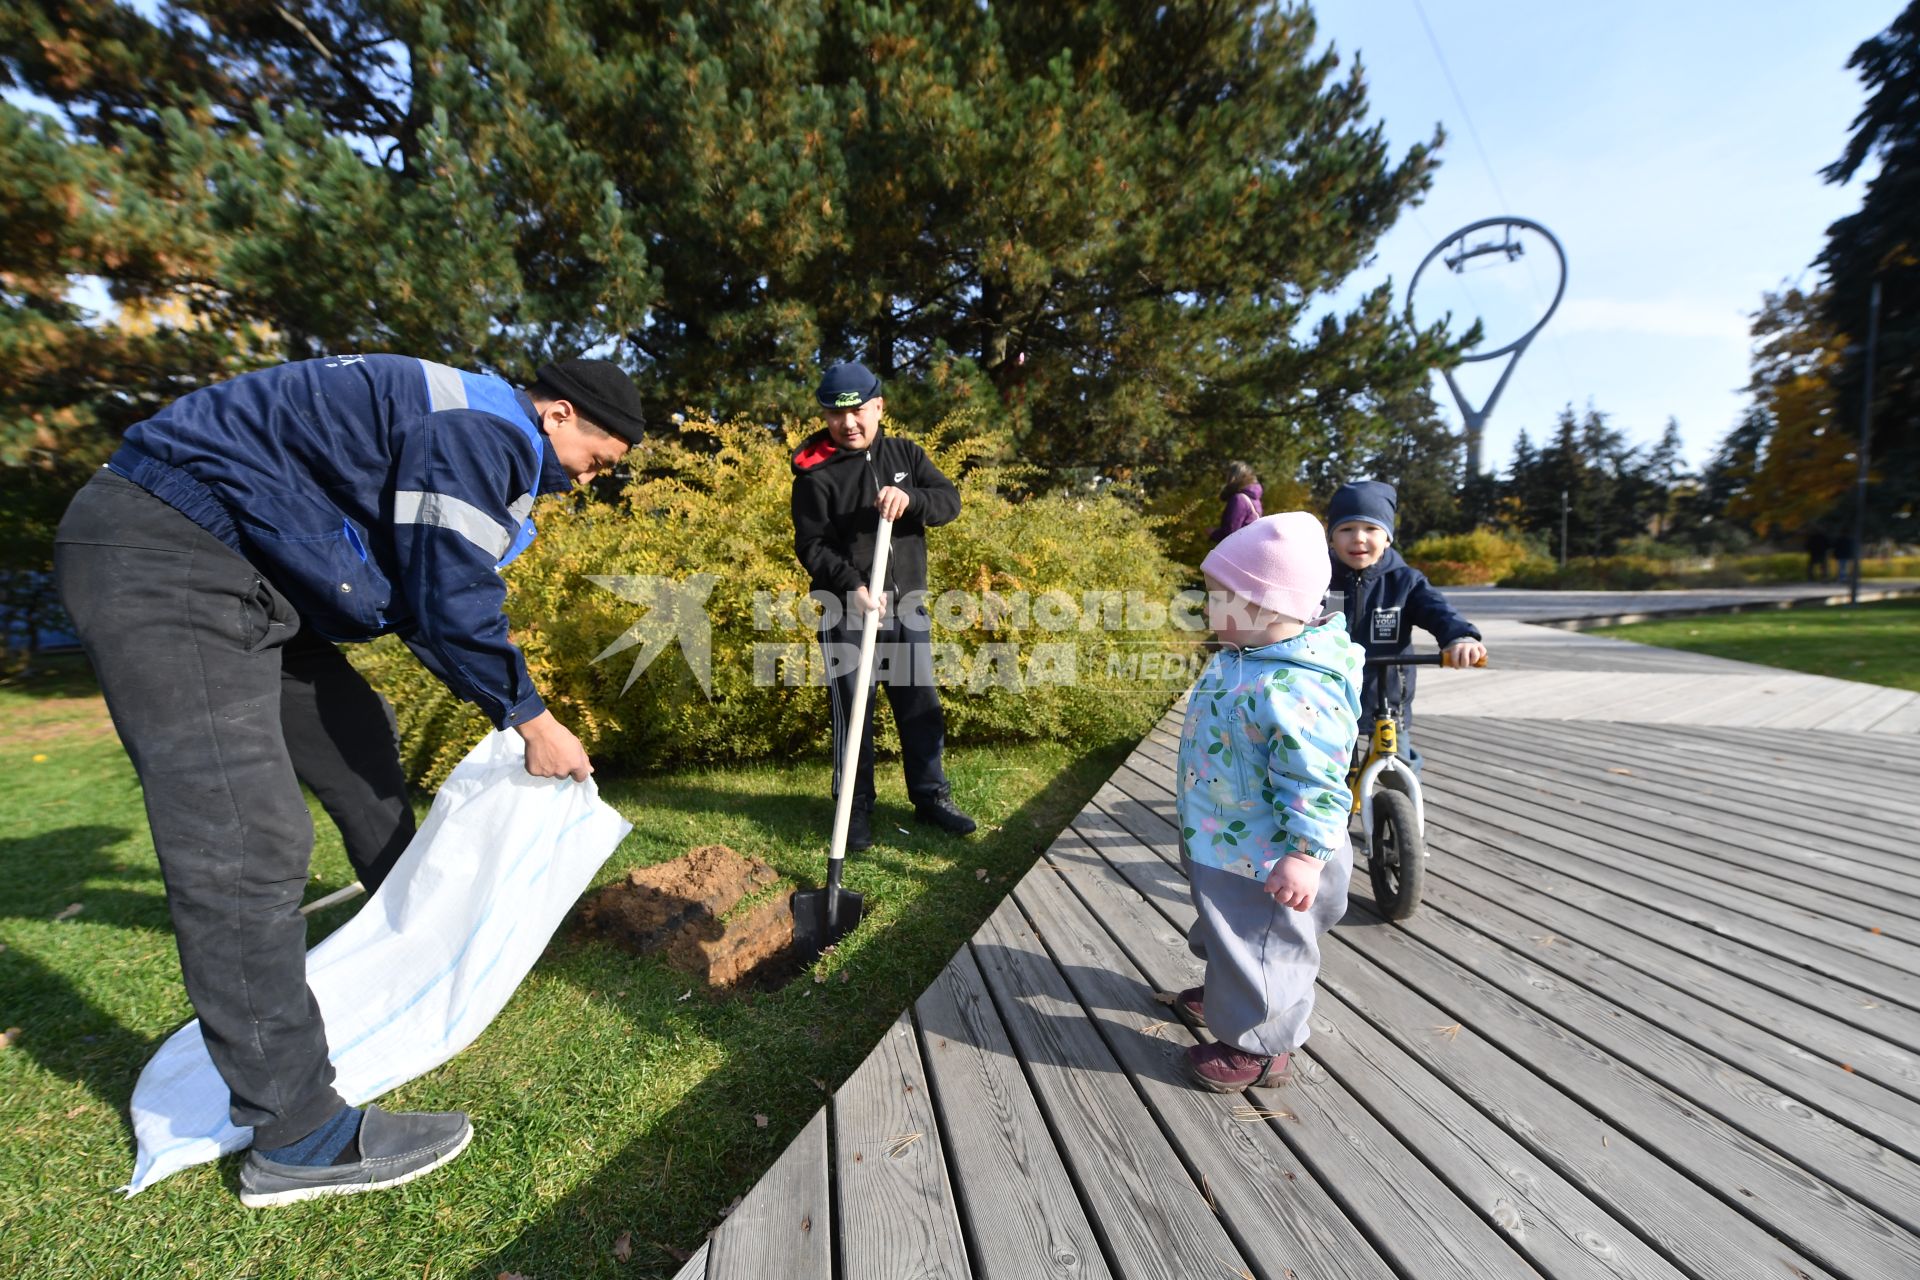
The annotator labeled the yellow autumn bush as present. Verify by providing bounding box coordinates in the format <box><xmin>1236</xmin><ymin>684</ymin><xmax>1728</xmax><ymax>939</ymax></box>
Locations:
<box><xmin>353</xmin><ymin>411</ymin><xmax>1191</xmax><ymax>787</ymax></box>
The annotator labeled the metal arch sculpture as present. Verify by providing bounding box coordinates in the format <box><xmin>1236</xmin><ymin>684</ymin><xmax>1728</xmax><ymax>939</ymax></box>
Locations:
<box><xmin>1407</xmin><ymin>216</ymin><xmax>1568</xmax><ymax>476</ymax></box>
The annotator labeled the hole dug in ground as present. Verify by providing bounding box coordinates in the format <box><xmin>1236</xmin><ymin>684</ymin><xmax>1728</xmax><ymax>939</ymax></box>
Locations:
<box><xmin>579</xmin><ymin>844</ymin><xmax>805</xmax><ymax>990</ymax></box>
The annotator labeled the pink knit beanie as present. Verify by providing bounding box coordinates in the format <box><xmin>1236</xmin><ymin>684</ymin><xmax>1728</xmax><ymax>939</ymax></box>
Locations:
<box><xmin>1199</xmin><ymin>511</ymin><xmax>1331</xmax><ymax>624</ymax></box>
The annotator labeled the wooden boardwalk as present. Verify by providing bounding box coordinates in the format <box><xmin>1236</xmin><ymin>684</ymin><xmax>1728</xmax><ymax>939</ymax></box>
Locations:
<box><xmin>677</xmin><ymin>661</ymin><xmax>1920</xmax><ymax>1278</ymax></box>
<box><xmin>1415</xmin><ymin>619</ymin><xmax>1920</xmax><ymax>733</ymax></box>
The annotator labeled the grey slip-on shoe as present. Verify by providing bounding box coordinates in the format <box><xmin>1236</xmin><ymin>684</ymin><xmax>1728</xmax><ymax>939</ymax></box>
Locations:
<box><xmin>238</xmin><ymin>1105</ymin><xmax>472</xmax><ymax>1208</ymax></box>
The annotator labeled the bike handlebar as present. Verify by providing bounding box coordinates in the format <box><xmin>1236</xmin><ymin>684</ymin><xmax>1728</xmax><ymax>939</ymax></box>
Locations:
<box><xmin>1365</xmin><ymin>652</ymin><xmax>1488</xmax><ymax>669</ymax></box>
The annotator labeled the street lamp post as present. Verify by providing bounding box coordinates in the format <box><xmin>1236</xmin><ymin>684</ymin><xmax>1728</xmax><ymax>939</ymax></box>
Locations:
<box><xmin>1850</xmin><ymin>279</ymin><xmax>1881</xmax><ymax>606</ymax></box>
<box><xmin>1560</xmin><ymin>489</ymin><xmax>1569</xmax><ymax>569</ymax></box>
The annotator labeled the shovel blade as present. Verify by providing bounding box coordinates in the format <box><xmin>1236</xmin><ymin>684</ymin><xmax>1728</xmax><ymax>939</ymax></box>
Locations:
<box><xmin>790</xmin><ymin>886</ymin><xmax>865</xmax><ymax>960</ymax></box>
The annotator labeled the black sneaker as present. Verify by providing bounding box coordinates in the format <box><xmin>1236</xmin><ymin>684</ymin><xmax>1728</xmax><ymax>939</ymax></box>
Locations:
<box><xmin>846</xmin><ymin>804</ymin><xmax>873</xmax><ymax>852</ymax></box>
<box><xmin>238</xmin><ymin>1105</ymin><xmax>472</xmax><ymax>1208</ymax></box>
<box><xmin>913</xmin><ymin>795</ymin><xmax>977</xmax><ymax>836</ymax></box>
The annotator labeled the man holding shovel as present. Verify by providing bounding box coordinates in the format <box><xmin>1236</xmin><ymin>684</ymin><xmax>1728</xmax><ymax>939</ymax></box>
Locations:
<box><xmin>54</xmin><ymin>354</ymin><xmax>644</xmax><ymax>1206</ymax></box>
<box><xmin>790</xmin><ymin>362</ymin><xmax>976</xmax><ymax>855</ymax></box>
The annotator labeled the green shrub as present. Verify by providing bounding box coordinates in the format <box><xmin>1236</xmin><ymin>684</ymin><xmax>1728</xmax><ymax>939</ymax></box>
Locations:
<box><xmin>1498</xmin><ymin>557</ymin><xmax>1661</xmax><ymax>591</ymax></box>
<box><xmin>1413</xmin><ymin>560</ymin><xmax>1488</xmax><ymax>587</ymax></box>
<box><xmin>1403</xmin><ymin>527</ymin><xmax>1536</xmax><ymax>586</ymax></box>
<box><xmin>1614</xmin><ymin>535</ymin><xmax>1708</xmax><ymax>565</ymax></box>
<box><xmin>1722</xmin><ymin>553</ymin><xmax>1805</xmax><ymax>583</ymax></box>
<box><xmin>1861</xmin><ymin>556</ymin><xmax>1920</xmax><ymax>579</ymax></box>
<box><xmin>353</xmin><ymin>412</ymin><xmax>1189</xmax><ymax>787</ymax></box>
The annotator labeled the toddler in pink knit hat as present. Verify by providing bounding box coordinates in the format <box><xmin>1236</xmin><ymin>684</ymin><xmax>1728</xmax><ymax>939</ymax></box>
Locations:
<box><xmin>1172</xmin><ymin>513</ymin><xmax>1363</xmax><ymax>1092</ymax></box>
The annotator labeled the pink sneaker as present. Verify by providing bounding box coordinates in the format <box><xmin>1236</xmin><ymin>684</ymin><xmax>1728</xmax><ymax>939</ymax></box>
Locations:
<box><xmin>1186</xmin><ymin>1041</ymin><xmax>1289</xmax><ymax>1091</ymax></box>
<box><xmin>1172</xmin><ymin>987</ymin><xmax>1206</xmax><ymax>1028</ymax></box>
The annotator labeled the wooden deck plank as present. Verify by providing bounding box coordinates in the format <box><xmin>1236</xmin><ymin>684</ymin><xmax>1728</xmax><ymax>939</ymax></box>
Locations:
<box><xmin>710</xmin><ymin>622</ymin><xmax>1920</xmax><ymax>1280</ymax></box>
<box><xmin>1421</xmin><ymin>841</ymin><xmax>1920</xmax><ymax>1106</ymax></box>
<box><xmin>1301</xmin><ymin>988</ymin><xmax>1691</xmax><ymax>1280</ymax></box>
<box><xmin>1011</xmin><ymin>854</ymin><xmax>1426</xmax><ymax>1280</ymax></box>
<box><xmin>1110</xmin><ymin>734</ymin><xmax>1920</xmax><ymax>1100</ymax></box>
<box><xmin>1328</xmin><ymin>920</ymin><xmax>1920</xmax><ymax>1279</ymax></box>
<box><xmin>1533</xmin><ymin>710</ymin><xmax>1920</xmax><ymax>795</ymax></box>
<box><xmin>1383</xmin><ymin>891</ymin><xmax>1920</xmax><ymax>1227</ymax></box>
<box><xmin>1416</xmin><ymin>767</ymin><xmax>1920</xmax><ymax>978</ymax></box>
<box><xmin>833</xmin><ymin>1011</ymin><xmax>971</xmax><ymax>1280</ymax></box>
<box><xmin>1039</xmin><ymin>828</ymin><xmax>1679</xmax><ymax>1280</ymax></box>
<box><xmin>1073</xmin><ymin>767</ymin><xmax>1853</xmax><ymax>1280</ymax></box>
<box><xmin>1427</xmin><ymin>717</ymin><xmax>1920</xmax><ymax>853</ymax></box>
<box><xmin>1641</xmin><ymin>674</ymin><xmax>1865</xmax><ymax>729</ymax></box>
<box><xmin>1437</xmin><ymin>710</ymin><xmax>1920</xmax><ymax>830</ymax></box>
<box><xmin>1749</xmin><ymin>674</ymin><xmax>1892</xmax><ymax>731</ymax></box>
<box><xmin>1314</xmin><ymin>924</ymin><xmax>1848</xmax><ymax>1280</ymax></box>
<box><xmin>1113</xmin><ymin>717</ymin><xmax>1920</xmax><ymax>1274</ymax></box>
<box><xmin>1416</xmin><ymin>778</ymin><xmax>1920</xmax><ymax>994</ymax></box>
<box><xmin>707</xmin><ymin>1106</ymin><xmax>831</xmax><ymax>1279</ymax></box>
<box><xmin>969</xmin><ymin>897</ymin><xmax>1254</xmax><ymax>1280</ymax></box>
<box><xmin>914</xmin><ymin>949</ymin><xmax>1115</xmax><ymax>1280</ymax></box>
<box><xmin>671</xmin><ymin>1240</ymin><xmax>709</xmax><ymax>1280</ymax></box>
<box><xmin>1429</xmin><ymin>719</ymin><xmax>1920</xmax><ymax>861</ymax></box>
<box><xmin>1525</xmin><ymin>717</ymin><xmax>1920</xmax><ymax>829</ymax></box>
<box><xmin>1415</xmin><ymin>747</ymin><xmax>1920</xmax><ymax>926</ymax></box>
<box><xmin>1687</xmin><ymin>676</ymin><xmax>1858</xmax><ymax>728</ymax></box>
<box><xmin>1649</xmin><ymin>717</ymin><xmax>1920</xmax><ymax>770</ymax></box>
<box><xmin>1543</xmin><ymin>672</ymin><xmax>1745</xmax><ymax>722</ymax></box>
<box><xmin>1859</xmin><ymin>695</ymin><xmax>1920</xmax><ymax>735</ymax></box>
<box><xmin>1423</xmin><ymin>815</ymin><xmax>1920</xmax><ymax>1056</ymax></box>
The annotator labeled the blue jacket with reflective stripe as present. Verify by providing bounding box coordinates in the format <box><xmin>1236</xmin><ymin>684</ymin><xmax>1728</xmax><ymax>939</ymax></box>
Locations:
<box><xmin>107</xmin><ymin>354</ymin><xmax>573</xmax><ymax>728</ymax></box>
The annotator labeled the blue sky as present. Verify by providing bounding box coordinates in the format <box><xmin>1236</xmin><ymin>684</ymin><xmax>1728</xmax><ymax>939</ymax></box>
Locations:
<box><xmin>1312</xmin><ymin>0</ymin><xmax>1901</xmax><ymax>471</ymax></box>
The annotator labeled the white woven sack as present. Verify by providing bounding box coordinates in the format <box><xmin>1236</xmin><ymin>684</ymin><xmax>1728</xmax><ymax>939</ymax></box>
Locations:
<box><xmin>122</xmin><ymin>729</ymin><xmax>630</xmax><ymax>1194</ymax></box>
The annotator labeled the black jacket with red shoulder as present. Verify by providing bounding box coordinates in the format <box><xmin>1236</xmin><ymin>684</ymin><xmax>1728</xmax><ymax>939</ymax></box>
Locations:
<box><xmin>789</xmin><ymin>425</ymin><xmax>960</xmax><ymax>600</ymax></box>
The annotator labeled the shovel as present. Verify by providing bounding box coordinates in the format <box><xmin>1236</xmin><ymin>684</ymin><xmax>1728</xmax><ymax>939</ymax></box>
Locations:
<box><xmin>791</xmin><ymin>515</ymin><xmax>894</xmax><ymax>959</ymax></box>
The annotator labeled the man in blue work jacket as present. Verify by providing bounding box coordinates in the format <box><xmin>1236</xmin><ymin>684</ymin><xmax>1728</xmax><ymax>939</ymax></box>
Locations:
<box><xmin>54</xmin><ymin>354</ymin><xmax>642</xmax><ymax>1207</ymax></box>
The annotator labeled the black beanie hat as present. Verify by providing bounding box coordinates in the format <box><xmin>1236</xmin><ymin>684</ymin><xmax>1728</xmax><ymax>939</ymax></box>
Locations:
<box><xmin>535</xmin><ymin>358</ymin><xmax>646</xmax><ymax>444</ymax></box>
<box><xmin>816</xmin><ymin>361</ymin><xmax>883</xmax><ymax>409</ymax></box>
<box><xmin>1327</xmin><ymin>480</ymin><xmax>1398</xmax><ymax>540</ymax></box>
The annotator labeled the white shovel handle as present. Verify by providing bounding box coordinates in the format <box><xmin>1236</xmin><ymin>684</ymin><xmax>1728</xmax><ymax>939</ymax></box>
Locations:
<box><xmin>828</xmin><ymin>517</ymin><xmax>894</xmax><ymax>864</ymax></box>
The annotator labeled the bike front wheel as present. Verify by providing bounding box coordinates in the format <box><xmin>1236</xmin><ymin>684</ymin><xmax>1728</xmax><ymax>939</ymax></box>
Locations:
<box><xmin>1368</xmin><ymin>789</ymin><xmax>1425</xmax><ymax>921</ymax></box>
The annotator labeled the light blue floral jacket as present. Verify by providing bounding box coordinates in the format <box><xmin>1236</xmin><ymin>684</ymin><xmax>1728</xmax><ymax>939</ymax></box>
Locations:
<box><xmin>1177</xmin><ymin>619</ymin><xmax>1363</xmax><ymax>880</ymax></box>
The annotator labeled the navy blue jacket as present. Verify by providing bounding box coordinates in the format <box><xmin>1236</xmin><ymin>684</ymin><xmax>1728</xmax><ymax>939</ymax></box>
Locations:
<box><xmin>1328</xmin><ymin>546</ymin><xmax>1480</xmax><ymax>715</ymax></box>
<box><xmin>108</xmin><ymin>354</ymin><xmax>573</xmax><ymax>729</ymax></box>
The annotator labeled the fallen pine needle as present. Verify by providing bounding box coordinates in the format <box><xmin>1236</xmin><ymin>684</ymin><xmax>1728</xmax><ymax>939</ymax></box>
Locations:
<box><xmin>1433</xmin><ymin>1023</ymin><xmax>1463</xmax><ymax>1040</ymax></box>
<box><xmin>1140</xmin><ymin>1020</ymin><xmax>1174</xmax><ymax>1039</ymax></box>
<box><xmin>1231</xmin><ymin>1105</ymin><xmax>1296</xmax><ymax>1122</ymax></box>
<box><xmin>885</xmin><ymin>1132</ymin><xmax>924</xmax><ymax>1158</ymax></box>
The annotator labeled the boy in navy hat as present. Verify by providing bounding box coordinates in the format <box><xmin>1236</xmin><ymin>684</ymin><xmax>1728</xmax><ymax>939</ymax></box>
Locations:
<box><xmin>790</xmin><ymin>361</ymin><xmax>975</xmax><ymax>850</ymax></box>
<box><xmin>1325</xmin><ymin>480</ymin><xmax>1486</xmax><ymax>772</ymax></box>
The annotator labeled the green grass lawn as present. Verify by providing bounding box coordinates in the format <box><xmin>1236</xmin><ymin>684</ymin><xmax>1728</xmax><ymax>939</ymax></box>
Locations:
<box><xmin>1589</xmin><ymin>597</ymin><xmax>1920</xmax><ymax>693</ymax></box>
<box><xmin>0</xmin><ymin>654</ymin><xmax>1158</xmax><ymax>1278</ymax></box>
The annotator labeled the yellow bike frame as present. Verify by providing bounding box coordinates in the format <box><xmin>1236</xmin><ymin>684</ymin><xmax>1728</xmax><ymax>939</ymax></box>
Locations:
<box><xmin>1347</xmin><ymin>714</ymin><xmax>1400</xmax><ymax>813</ymax></box>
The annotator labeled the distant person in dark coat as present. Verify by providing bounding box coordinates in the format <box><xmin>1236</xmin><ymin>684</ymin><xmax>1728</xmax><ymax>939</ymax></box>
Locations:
<box><xmin>1833</xmin><ymin>531</ymin><xmax>1857</xmax><ymax>584</ymax></box>
<box><xmin>1805</xmin><ymin>529</ymin><xmax>1831</xmax><ymax>582</ymax></box>
<box><xmin>1207</xmin><ymin>461</ymin><xmax>1264</xmax><ymax>543</ymax></box>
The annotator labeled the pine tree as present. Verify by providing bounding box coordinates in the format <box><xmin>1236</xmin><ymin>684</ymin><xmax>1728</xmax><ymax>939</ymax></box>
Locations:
<box><xmin>3</xmin><ymin>0</ymin><xmax>1454</xmax><ymax>481</ymax></box>
<box><xmin>1360</xmin><ymin>384</ymin><xmax>1462</xmax><ymax>540</ymax></box>
<box><xmin>1818</xmin><ymin>1</ymin><xmax>1920</xmax><ymax>539</ymax></box>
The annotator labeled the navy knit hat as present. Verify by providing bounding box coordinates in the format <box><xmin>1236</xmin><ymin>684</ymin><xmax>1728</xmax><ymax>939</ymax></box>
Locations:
<box><xmin>1327</xmin><ymin>480</ymin><xmax>1398</xmax><ymax>540</ymax></box>
<box><xmin>816</xmin><ymin>361</ymin><xmax>883</xmax><ymax>409</ymax></box>
<box><xmin>535</xmin><ymin>358</ymin><xmax>646</xmax><ymax>443</ymax></box>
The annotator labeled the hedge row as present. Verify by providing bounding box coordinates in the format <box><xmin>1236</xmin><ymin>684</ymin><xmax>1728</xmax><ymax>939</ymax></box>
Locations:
<box><xmin>353</xmin><ymin>413</ymin><xmax>1192</xmax><ymax>787</ymax></box>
